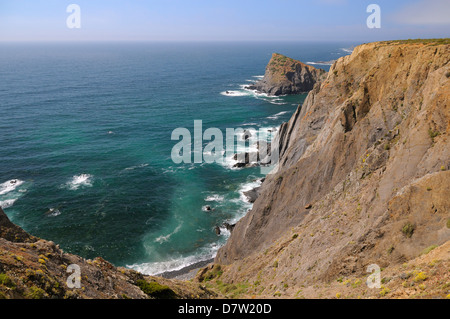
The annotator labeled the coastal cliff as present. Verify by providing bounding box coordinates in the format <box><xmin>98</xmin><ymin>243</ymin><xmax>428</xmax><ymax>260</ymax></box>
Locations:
<box><xmin>1</xmin><ymin>39</ymin><xmax>449</xmax><ymax>299</ymax></box>
<box><xmin>214</xmin><ymin>39</ymin><xmax>450</xmax><ymax>298</ymax></box>
<box><xmin>247</xmin><ymin>53</ymin><xmax>326</xmax><ymax>96</ymax></box>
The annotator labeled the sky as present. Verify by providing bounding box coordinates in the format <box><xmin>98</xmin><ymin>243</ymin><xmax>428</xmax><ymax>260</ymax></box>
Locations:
<box><xmin>0</xmin><ymin>0</ymin><xmax>449</xmax><ymax>42</ymax></box>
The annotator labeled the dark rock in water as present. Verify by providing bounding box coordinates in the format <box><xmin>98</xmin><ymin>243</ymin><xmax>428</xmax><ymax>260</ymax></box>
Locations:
<box><xmin>214</xmin><ymin>226</ymin><xmax>221</xmax><ymax>235</ymax></box>
<box><xmin>205</xmin><ymin>205</ymin><xmax>212</xmax><ymax>211</ymax></box>
<box><xmin>232</xmin><ymin>152</ymin><xmax>260</xmax><ymax>168</ymax></box>
<box><xmin>223</xmin><ymin>223</ymin><xmax>236</xmax><ymax>232</ymax></box>
<box><xmin>243</xmin><ymin>187</ymin><xmax>261</xmax><ymax>203</ymax></box>
<box><xmin>243</xmin><ymin>130</ymin><xmax>253</xmax><ymax>140</ymax></box>
<box><xmin>246</xmin><ymin>53</ymin><xmax>326</xmax><ymax>96</ymax></box>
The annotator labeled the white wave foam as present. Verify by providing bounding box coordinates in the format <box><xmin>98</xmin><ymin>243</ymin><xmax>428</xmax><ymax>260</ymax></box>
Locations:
<box><xmin>239</xmin><ymin>85</ymin><xmax>288</xmax><ymax>105</ymax></box>
<box><xmin>238</xmin><ymin>179</ymin><xmax>263</xmax><ymax>204</ymax></box>
<box><xmin>0</xmin><ymin>199</ymin><xmax>18</xmax><ymax>209</ymax></box>
<box><xmin>341</xmin><ymin>47</ymin><xmax>354</xmax><ymax>53</ymax></box>
<box><xmin>205</xmin><ymin>194</ymin><xmax>224</xmax><ymax>202</ymax></box>
<box><xmin>46</xmin><ymin>208</ymin><xmax>61</xmax><ymax>217</ymax></box>
<box><xmin>124</xmin><ymin>163</ymin><xmax>149</xmax><ymax>171</ymax></box>
<box><xmin>127</xmin><ymin>242</ymin><xmax>219</xmax><ymax>276</ymax></box>
<box><xmin>213</xmin><ymin>125</ymin><xmax>278</xmax><ymax>171</ymax></box>
<box><xmin>267</xmin><ymin>111</ymin><xmax>289</xmax><ymax>120</ymax></box>
<box><xmin>220</xmin><ymin>78</ymin><xmax>287</xmax><ymax>105</ymax></box>
<box><xmin>65</xmin><ymin>174</ymin><xmax>93</xmax><ymax>190</ymax></box>
<box><xmin>306</xmin><ymin>61</ymin><xmax>334</xmax><ymax>66</ymax></box>
<box><xmin>220</xmin><ymin>90</ymin><xmax>249</xmax><ymax>97</ymax></box>
<box><xmin>0</xmin><ymin>179</ymin><xmax>24</xmax><ymax>196</ymax></box>
<box><xmin>0</xmin><ymin>179</ymin><xmax>28</xmax><ymax>209</ymax></box>
<box><xmin>155</xmin><ymin>224</ymin><xmax>182</xmax><ymax>244</ymax></box>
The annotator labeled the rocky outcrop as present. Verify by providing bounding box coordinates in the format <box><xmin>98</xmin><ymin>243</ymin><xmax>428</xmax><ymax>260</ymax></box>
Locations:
<box><xmin>247</xmin><ymin>53</ymin><xmax>326</xmax><ymax>96</ymax></box>
<box><xmin>214</xmin><ymin>39</ymin><xmax>450</xmax><ymax>297</ymax></box>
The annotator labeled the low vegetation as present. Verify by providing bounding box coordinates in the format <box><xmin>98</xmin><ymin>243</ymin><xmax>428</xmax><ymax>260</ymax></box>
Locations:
<box><xmin>136</xmin><ymin>279</ymin><xmax>177</xmax><ymax>299</ymax></box>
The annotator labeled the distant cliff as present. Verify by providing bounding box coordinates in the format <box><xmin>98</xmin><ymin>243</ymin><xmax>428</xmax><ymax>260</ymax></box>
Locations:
<box><xmin>246</xmin><ymin>53</ymin><xmax>326</xmax><ymax>96</ymax></box>
<box><xmin>214</xmin><ymin>39</ymin><xmax>450</xmax><ymax>298</ymax></box>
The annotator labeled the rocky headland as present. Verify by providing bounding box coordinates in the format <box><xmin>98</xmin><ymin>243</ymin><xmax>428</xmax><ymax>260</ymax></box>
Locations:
<box><xmin>246</xmin><ymin>53</ymin><xmax>327</xmax><ymax>96</ymax></box>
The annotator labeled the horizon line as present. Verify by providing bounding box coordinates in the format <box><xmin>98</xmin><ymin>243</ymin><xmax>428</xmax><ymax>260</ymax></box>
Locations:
<box><xmin>1</xmin><ymin>37</ymin><xmax>446</xmax><ymax>44</ymax></box>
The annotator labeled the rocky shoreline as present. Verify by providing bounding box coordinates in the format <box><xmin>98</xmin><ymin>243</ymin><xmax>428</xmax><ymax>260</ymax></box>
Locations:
<box><xmin>156</xmin><ymin>258</ymin><xmax>215</xmax><ymax>280</ymax></box>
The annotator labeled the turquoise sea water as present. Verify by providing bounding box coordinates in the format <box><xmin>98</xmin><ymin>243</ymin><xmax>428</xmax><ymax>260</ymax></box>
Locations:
<box><xmin>0</xmin><ymin>42</ymin><xmax>353</xmax><ymax>274</ymax></box>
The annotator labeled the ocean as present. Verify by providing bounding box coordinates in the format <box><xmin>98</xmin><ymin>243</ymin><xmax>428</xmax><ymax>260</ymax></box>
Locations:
<box><xmin>0</xmin><ymin>41</ymin><xmax>354</xmax><ymax>275</ymax></box>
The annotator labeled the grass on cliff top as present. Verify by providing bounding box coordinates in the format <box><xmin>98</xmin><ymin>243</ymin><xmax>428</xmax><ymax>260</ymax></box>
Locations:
<box><xmin>381</xmin><ymin>38</ymin><xmax>450</xmax><ymax>46</ymax></box>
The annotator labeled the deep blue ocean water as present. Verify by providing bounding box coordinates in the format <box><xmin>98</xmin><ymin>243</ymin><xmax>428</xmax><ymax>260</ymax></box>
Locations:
<box><xmin>0</xmin><ymin>42</ymin><xmax>354</xmax><ymax>274</ymax></box>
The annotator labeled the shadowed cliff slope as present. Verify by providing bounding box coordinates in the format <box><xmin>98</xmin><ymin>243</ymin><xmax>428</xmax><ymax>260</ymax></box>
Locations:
<box><xmin>214</xmin><ymin>40</ymin><xmax>450</xmax><ymax>297</ymax></box>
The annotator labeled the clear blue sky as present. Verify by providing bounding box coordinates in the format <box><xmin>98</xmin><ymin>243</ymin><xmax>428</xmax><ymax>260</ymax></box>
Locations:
<box><xmin>0</xmin><ymin>0</ymin><xmax>448</xmax><ymax>42</ymax></box>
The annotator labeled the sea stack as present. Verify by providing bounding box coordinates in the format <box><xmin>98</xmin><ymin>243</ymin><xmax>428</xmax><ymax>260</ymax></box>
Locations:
<box><xmin>247</xmin><ymin>53</ymin><xmax>326</xmax><ymax>96</ymax></box>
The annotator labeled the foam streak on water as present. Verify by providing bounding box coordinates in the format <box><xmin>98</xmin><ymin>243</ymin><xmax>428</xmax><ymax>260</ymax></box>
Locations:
<box><xmin>0</xmin><ymin>179</ymin><xmax>28</xmax><ymax>209</ymax></box>
<box><xmin>65</xmin><ymin>174</ymin><xmax>93</xmax><ymax>190</ymax></box>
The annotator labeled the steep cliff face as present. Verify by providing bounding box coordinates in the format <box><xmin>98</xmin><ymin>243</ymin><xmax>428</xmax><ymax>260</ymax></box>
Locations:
<box><xmin>215</xmin><ymin>40</ymin><xmax>450</xmax><ymax>296</ymax></box>
<box><xmin>247</xmin><ymin>53</ymin><xmax>326</xmax><ymax>96</ymax></box>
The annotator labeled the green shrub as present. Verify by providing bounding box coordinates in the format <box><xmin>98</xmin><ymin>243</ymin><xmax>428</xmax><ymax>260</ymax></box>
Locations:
<box><xmin>26</xmin><ymin>286</ymin><xmax>46</xmax><ymax>299</ymax></box>
<box><xmin>401</xmin><ymin>222</ymin><xmax>415</xmax><ymax>238</ymax></box>
<box><xmin>428</xmin><ymin>129</ymin><xmax>440</xmax><ymax>140</ymax></box>
<box><xmin>379</xmin><ymin>286</ymin><xmax>390</xmax><ymax>296</ymax></box>
<box><xmin>421</xmin><ymin>245</ymin><xmax>437</xmax><ymax>255</ymax></box>
<box><xmin>0</xmin><ymin>273</ymin><xmax>15</xmax><ymax>289</ymax></box>
<box><xmin>136</xmin><ymin>280</ymin><xmax>177</xmax><ymax>299</ymax></box>
<box><xmin>202</xmin><ymin>265</ymin><xmax>223</xmax><ymax>282</ymax></box>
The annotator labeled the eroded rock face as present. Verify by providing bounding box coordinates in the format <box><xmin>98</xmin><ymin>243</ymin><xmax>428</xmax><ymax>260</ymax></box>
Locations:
<box><xmin>246</xmin><ymin>53</ymin><xmax>327</xmax><ymax>96</ymax></box>
<box><xmin>216</xmin><ymin>40</ymin><xmax>450</xmax><ymax>289</ymax></box>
